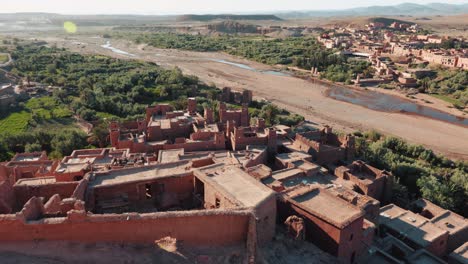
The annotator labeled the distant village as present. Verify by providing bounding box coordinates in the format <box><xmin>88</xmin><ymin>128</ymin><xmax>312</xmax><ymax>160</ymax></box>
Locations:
<box><xmin>316</xmin><ymin>21</ymin><xmax>467</xmax><ymax>87</ymax></box>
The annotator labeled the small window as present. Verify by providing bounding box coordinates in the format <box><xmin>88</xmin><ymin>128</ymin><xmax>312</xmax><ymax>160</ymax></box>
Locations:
<box><xmin>145</xmin><ymin>184</ymin><xmax>152</xmax><ymax>199</ymax></box>
<box><xmin>349</xmin><ymin>234</ymin><xmax>354</xmax><ymax>241</ymax></box>
<box><xmin>215</xmin><ymin>198</ymin><xmax>221</xmax><ymax>208</ymax></box>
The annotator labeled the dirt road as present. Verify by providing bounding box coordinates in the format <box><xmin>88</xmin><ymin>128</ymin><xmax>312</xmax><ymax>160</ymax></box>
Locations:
<box><xmin>40</xmin><ymin>36</ymin><xmax>468</xmax><ymax>159</ymax></box>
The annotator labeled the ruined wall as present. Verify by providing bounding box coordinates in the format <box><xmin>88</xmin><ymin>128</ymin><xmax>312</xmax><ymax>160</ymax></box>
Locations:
<box><xmin>0</xmin><ymin>210</ymin><xmax>252</xmax><ymax>246</ymax></box>
<box><xmin>0</xmin><ymin>180</ymin><xmax>14</xmax><ymax>213</ymax></box>
<box><xmin>316</xmin><ymin>145</ymin><xmax>345</xmax><ymax>165</ymax></box>
<box><xmin>89</xmin><ymin>174</ymin><xmax>194</xmax><ymax>211</ymax></box>
<box><xmin>13</xmin><ymin>182</ymin><xmax>78</xmax><ymax>211</ymax></box>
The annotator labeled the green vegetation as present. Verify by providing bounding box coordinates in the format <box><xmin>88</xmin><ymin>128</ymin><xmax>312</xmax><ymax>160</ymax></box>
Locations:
<box><xmin>0</xmin><ymin>44</ymin><xmax>304</xmax><ymax>160</ymax></box>
<box><xmin>417</xmin><ymin>68</ymin><xmax>467</xmax><ymax>108</ymax></box>
<box><xmin>121</xmin><ymin>33</ymin><xmax>372</xmax><ymax>83</ymax></box>
<box><xmin>320</xmin><ymin>60</ymin><xmax>374</xmax><ymax>83</ymax></box>
<box><xmin>355</xmin><ymin>131</ymin><xmax>467</xmax><ymax>216</ymax></box>
<box><xmin>0</xmin><ymin>53</ymin><xmax>8</xmax><ymax>63</ymax></box>
<box><xmin>430</xmin><ymin>94</ymin><xmax>464</xmax><ymax>108</ymax></box>
<box><xmin>0</xmin><ymin>129</ymin><xmax>89</xmax><ymax>160</ymax></box>
<box><xmin>0</xmin><ymin>111</ymin><xmax>30</xmax><ymax>134</ymax></box>
<box><xmin>0</xmin><ymin>97</ymin><xmax>73</xmax><ymax>134</ymax></box>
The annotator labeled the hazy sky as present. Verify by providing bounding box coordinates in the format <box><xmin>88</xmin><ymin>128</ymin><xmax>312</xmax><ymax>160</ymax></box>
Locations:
<box><xmin>2</xmin><ymin>0</ymin><xmax>468</xmax><ymax>14</ymax></box>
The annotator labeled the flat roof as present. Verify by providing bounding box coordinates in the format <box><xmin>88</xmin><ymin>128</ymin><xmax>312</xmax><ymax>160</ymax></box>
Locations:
<box><xmin>90</xmin><ymin>161</ymin><xmax>192</xmax><ymax>188</ymax></box>
<box><xmin>380</xmin><ymin>204</ymin><xmax>448</xmax><ymax>247</ymax></box>
<box><xmin>158</xmin><ymin>149</ymin><xmax>184</xmax><ymax>163</ymax></box>
<box><xmin>289</xmin><ymin>186</ymin><xmax>364</xmax><ymax>228</ymax></box>
<box><xmin>430</xmin><ymin>211</ymin><xmax>468</xmax><ymax>236</ymax></box>
<box><xmin>271</xmin><ymin>168</ymin><xmax>304</xmax><ymax>182</ymax></box>
<box><xmin>292</xmin><ymin>160</ymin><xmax>320</xmax><ymax>171</ymax></box>
<box><xmin>15</xmin><ymin>177</ymin><xmax>56</xmax><ymax>186</ymax></box>
<box><xmin>275</xmin><ymin>151</ymin><xmax>312</xmax><ymax>164</ymax></box>
<box><xmin>196</xmin><ymin>164</ymin><xmax>274</xmax><ymax>207</ymax></box>
<box><xmin>449</xmin><ymin>242</ymin><xmax>468</xmax><ymax>264</ymax></box>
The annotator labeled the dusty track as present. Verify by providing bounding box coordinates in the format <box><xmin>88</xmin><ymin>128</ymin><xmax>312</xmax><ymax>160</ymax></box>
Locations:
<box><xmin>37</xmin><ymin>36</ymin><xmax>468</xmax><ymax>159</ymax></box>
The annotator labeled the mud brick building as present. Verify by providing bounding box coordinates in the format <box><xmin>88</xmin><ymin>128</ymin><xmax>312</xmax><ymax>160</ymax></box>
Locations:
<box><xmin>379</xmin><ymin>204</ymin><xmax>449</xmax><ymax>257</ymax></box>
<box><xmin>291</xmin><ymin>126</ymin><xmax>355</xmax><ymax>165</ymax></box>
<box><xmin>221</xmin><ymin>87</ymin><xmax>253</xmax><ymax>105</ymax></box>
<box><xmin>411</xmin><ymin>199</ymin><xmax>468</xmax><ymax>254</ymax></box>
<box><xmin>0</xmin><ymin>160</ymin><xmax>276</xmax><ymax>261</ymax></box>
<box><xmin>335</xmin><ymin>160</ymin><xmax>394</xmax><ymax>204</ymax></box>
<box><xmin>277</xmin><ymin>184</ymin><xmax>370</xmax><ymax>263</ymax></box>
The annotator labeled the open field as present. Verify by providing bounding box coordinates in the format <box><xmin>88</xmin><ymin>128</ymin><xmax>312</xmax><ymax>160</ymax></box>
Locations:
<box><xmin>0</xmin><ymin>54</ymin><xmax>8</xmax><ymax>64</ymax></box>
<box><xmin>25</xmin><ymin>34</ymin><xmax>467</xmax><ymax>159</ymax></box>
<box><xmin>0</xmin><ymin>97</ymin><xmax>76</xmax><ymax>135</ymax></box>
<box><xmin>0</xmin><ymin>110</ymin><xmax>30</xmax><ymax>134</ymax></box>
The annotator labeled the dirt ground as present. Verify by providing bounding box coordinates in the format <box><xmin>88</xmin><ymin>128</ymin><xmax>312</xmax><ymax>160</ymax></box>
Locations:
<box><xmin>0</xmin><ymin>240</ymin><xmax>246</xmax><ymax>264</ymax></box>
<box><xmin>0</xmin><ymin>230</ymin><xmax>340</xmax><ymax>264</ymax></box>
<box><xmin>9</xmin><ymin>33</ymin><xmax>468</xmax><ymax>160</ymax></box>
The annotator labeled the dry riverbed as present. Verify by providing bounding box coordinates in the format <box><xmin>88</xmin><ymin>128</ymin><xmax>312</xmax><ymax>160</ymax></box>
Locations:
<box><xmin>20</xmin><ymin>34</ymin><xmax>468</xmax><ymax>160</ymax></box>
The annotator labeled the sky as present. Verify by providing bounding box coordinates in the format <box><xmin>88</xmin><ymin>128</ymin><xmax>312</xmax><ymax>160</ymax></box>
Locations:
<box><xmin>2</xmin><ymin>0</ymin><xmax>468</xmax><ymax>15</ymax></box>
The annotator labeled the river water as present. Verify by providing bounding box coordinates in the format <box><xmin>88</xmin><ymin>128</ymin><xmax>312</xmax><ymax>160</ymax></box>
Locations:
<box><xmin>101</xmin><ymin>42</ymin><xmax>466</xmax><ymax>126</ymax></box>
<box><xmin>101</xmin><ymin>41</ymin><xmax>136</xmax><ymax>57</ymax></box>
<box><xmin>210</xmin><ymin>59</ymin><xmax>291</xmax><ymax>77</ymax></box>
<box><xmin>324</xmin><ymin>82</ymin><xmax>467</xmax><ymax>126</ymax></box>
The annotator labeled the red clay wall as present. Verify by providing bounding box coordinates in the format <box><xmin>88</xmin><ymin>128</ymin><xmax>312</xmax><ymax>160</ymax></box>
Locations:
<box><xmin>89</xmin><ymin>174</ymin><xmax>194</xmax><ymax>211</ymax></box>
<box><xmin>13</xmin><ymin>182</ymin><xmax>78</xmax><ymax>211</ymax></box>
<box><xmin>277</xmin><ymin>198</ymin><xmax>364</xmax><ymax>263</ymax></box>
<box><xmin>0</xmin><ymin>210</ymin><xmax>251</xmax><ymax>247</ymax></box>
<box><xmin>0</xmin><ymin>181</ymin><xmax>14</xmax><ymax>213</ymax></box>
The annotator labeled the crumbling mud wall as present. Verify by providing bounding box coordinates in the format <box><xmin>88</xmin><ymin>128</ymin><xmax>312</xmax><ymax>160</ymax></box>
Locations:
<box><xmin>0</xmin><ymin>209</ymin><xmax>252</xmax><ymax>246</ymax></box>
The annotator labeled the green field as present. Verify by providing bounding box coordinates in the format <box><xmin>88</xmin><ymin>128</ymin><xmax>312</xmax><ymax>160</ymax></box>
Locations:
<box><xmin>0</xmin><ymin>97</ymin><xmax>75</xmax><ymax>135</ymax></box>
<box><xmin>0</xmin><ymin>54</ymin><xmax>8</xmax><ymax>64</ymax></box>
<box><xmin>0</xmin><ymin>110</ymin><xmax>30</xmax><ymax>134</ymax></box>
<box><xmin>25</xmin><ymin>97</ymin><xmax>73</xmax><ymax>119</ymax></box>
<box><xmin>430</xmin><ymin>94</ymin><xmax>464</xmax><ymax>108</ymax></box>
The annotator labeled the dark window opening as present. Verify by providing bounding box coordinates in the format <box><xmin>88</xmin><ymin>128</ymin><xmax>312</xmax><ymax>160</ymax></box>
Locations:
<box><xmin>390</xmin><ymin>245</ymin><xmax>406</xmax><ymax>260</ymax></box>
<box><xmin>145</xmin><ymin>184</ymin><xmax>152</xmax><ymax>199</ymax></box>
<box><xmin>215</xmin><ymin>198</ymin><xmax>221</xmax><ymax>208</ymax></box>
<box><xmin>349</xmin><ymin>234</ymin><xmax>354</xmax><ymax>241</ymax></box>
<box><xmin>73</xmin><ymin>176</ymin><xmax>83</xmax><ymax>181</ymax></box>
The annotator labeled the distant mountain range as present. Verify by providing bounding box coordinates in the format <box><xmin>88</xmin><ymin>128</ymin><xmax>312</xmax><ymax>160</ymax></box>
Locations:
<box><xmin>176</xmin><ymin>14</ymin><xmax>281</xmax><ymax>22</ymax></box>
<box><xmin>275</xmin><ymin>3</ymin><xmax>468</xmax><ymax>19</ymax></box>
<box><xmin>0</xmin><ymin>2</ymin><xmax>466</xmax><ymax>26</ymax></box>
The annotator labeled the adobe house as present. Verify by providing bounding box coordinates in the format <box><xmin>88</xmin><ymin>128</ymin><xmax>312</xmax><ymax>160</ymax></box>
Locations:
<box><xmin>0</xmin><ymin>160</ymin><xmax>276</xmax><ymax>262</ymax></box>
<box><xmin>0</xmin><ymin>152</ymin><xmax>59</xmax><ymax>183</ymax></box>
<box><xmin>220</xmin><ymin>87</ymin><xmax>252</xmax><ymax>105</ymax></box>
<box><xmin>277</xmin><ymin>184</ymin><xmax>367</xmax><ymax>264</ymax></box>
<box><xmin>230</xmin><ymin>125</ymin><xmax>277</xmax><ymax>154</ymax></box>
<box><xmin>411</xmin><ymin>199</ymin><xmax>468</xmax><ymax>254</ymax></box>
<box><xmin>219</xmin><ymin>102</ymin><xmax>249</xmax><ymax>128</ymax></box>
<box><xmin>291</xmin><ymin>126</ymin><xmax>355</xmax><ymax>165</ymax></box>
<box><xmin>379</xmin><ymin>204</ymin><xmax>449</xmax><ymax>257</ymax></box>
<box><xmin>335</xmin><ymin>160</ymin><xmax>394</xmax><ymax>204</ymax></box>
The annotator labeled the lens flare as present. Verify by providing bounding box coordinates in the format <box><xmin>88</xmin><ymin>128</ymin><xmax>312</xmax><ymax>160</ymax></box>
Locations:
<box><xmin>63</xmin><ymin>21</ymin><xmax>77</xmax><ymax>33</ymax></box>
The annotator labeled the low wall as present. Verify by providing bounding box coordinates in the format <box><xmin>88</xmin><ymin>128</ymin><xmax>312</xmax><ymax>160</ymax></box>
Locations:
<box><xmin>0</xmin><ymin>209</ymin><xmax>252</xmax><ymax>246</ymax></box>
<box><xmin>13</xmin><ymin>182</ymin><xmax>79</xmax><ymax>211</ymax></box>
